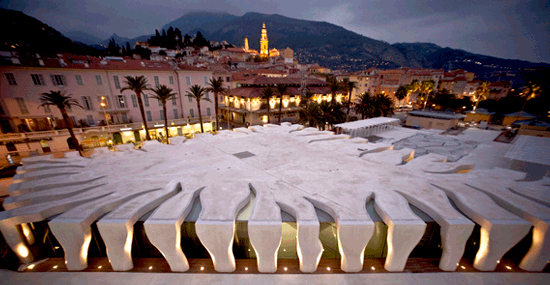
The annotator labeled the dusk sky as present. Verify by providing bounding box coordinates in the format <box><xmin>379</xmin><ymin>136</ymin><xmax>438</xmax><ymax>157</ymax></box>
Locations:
<box><xmin>1</xmin><ymin>0</ymin><xmax>548</xmax><ymax>63</ymax></box>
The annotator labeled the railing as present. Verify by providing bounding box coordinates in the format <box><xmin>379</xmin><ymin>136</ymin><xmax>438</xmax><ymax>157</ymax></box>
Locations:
<box><xmin>0</xmin><ymin>116</ymin><xmax>216</xmax><ymax>141</ymax></box>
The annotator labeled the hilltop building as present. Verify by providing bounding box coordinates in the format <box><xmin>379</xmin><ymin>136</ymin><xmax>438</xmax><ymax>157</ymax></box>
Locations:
<box><xmin>260</xmin><ymin>23</ymin><xmax>269</xmax><ymax>58</ymax></box>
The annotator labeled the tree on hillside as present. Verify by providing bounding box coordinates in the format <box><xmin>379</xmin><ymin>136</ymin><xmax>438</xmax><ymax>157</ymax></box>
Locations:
<box><xmin>193</xmin><ymin>31</ymin><xmax>209</xmax><ymax>47</ymax></box>
<box><xmin>150</xmin><ymin>85</ymin><xmax>177</xmax><ymax>143</ymax></box>
<box><xmin>121</xmin><ymin>76</ymin><xmax>151</xmax><ymax>140</ymax></box>
<box><xmin>186</xmin><ymin>85</ymin><xmax>211</xmax><ymax>133</ymax></box>
<box><xmin>108</xmin><ymin>38</ymin><xmax>120</xmax><ymax>56</ymax></box>
<box><xmin>40</xmin><ymin>91</ymin><xmax>83</xmax><ymax>156</ymax></box>
<box><xmin>517</xmin><ymin>81</ymin><xmax>542</xmax><ymax>120</ymax></box>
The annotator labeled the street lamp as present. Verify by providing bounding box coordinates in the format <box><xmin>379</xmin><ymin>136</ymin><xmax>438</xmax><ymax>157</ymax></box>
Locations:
<box><xmin>100</xmin><ymin>97</ymin><xmax>112</xmax><ymax>146</ymax></box>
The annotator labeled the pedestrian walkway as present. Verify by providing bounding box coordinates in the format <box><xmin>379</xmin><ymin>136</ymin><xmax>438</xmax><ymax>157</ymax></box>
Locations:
<box><xmin>0</xmin><ymin>270</ymin><xmax>547</xmax><ymax>285</ymax></box>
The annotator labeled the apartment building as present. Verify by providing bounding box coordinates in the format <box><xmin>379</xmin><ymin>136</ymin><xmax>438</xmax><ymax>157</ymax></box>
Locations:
<box><xmin>0</xmin><ymin>54</ymin><xmax>216</xmax><ymax>159</ymax></box>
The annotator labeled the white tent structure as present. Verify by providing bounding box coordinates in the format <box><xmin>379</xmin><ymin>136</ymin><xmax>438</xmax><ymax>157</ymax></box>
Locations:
<box><xmin>334</xmin><ymin>117</ymin><xmax>400</xmax><ymax>138</ymax></box>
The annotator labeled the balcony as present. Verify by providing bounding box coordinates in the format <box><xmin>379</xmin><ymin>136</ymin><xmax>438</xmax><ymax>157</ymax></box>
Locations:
<box><xmin>0</xmin><ymin>116</ymin><xmax>216</xmax><ymax>142</ymax></box>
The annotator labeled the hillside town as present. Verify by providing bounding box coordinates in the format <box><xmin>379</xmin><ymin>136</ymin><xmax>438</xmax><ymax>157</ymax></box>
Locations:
<box><xmin>2</xmin><ymin>23</ymin><xmax>546</xmax><ymax>160</ymax></box>
<box><xmin>1</xmin><ymin>3</ymin><xmax>550</xmax><ymax>283</ymax></box>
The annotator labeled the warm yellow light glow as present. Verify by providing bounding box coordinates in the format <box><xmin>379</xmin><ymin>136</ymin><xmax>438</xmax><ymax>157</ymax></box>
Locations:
<box><xmin>262</xmin><ymin>115</ymin><xmax>268</xmax><ymax>123</ymax></box>
<box><xmin>149</xmin><ymin>266</ymin><xmax>153</xmax><ymax>270</ymax></box>
<box><xmin>200</xmin><ymin>266</ymin><xmax>205</xmax><ymax>271</ymax></box>
<box><xmin>326</xmin><ymin>267</ymin><xmax>330</xmax><ymax>271</ymax></box>
<box><xmin>27</xmin><ymin>264</ymin><xmax>35</xmax><ymax>269</ymax></box>
<box><xmin>461</xmin><ymin>266</ymin><xmax>466</xmax><ymax>269</ymax></box>
<box><xmin>290</xmin><ymin>97</ymin><xmax>295</xmax><ymax>102</ymax></box>
<box><xmin>98</xmin><ymin>265</ymin><xmax>102</xmax><ymax>269</ymax></box>
<box><xmin>371</xmin><ymin>266</ymin><xmax>375</xmax><ymax>270</ymax></box>
<box><xmin>506</xmin><ymin>265</ymin><xmax>512</xmax><ymax>270</ymax></box>
<box><xmin>497</xmin><ymin>260</ymin><xmax>500</xmax><ymax>264</ymax></box>
<box><xmin>17</xmin><ymin>245</ymin><xmax>29</xmax><ymax>258</ymax></box>
<box><xmin>53</xmin><ymin>265</ymin><xmax>58</xmax><ymax>269</ymax></box>
<box><xmin>245</xmin><ymin>267</ymin><xmax>248</xmax><ymax>271</ymax></box>
<box><xmin>284</xmin><ymin>267</ymin><xmax>288</xmax><ymax>271</ymax></box>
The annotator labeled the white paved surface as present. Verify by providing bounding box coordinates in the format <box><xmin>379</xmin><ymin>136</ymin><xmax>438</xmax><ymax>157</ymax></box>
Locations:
<box><xmin>0</xmin><ymin>271</ymin><xmax>548</xmax><ymax>285</ymax></box>
<box><xmin>505</xmin><ymin>136</ymin><xmax>550</xmax><ymax>166</ymax></box>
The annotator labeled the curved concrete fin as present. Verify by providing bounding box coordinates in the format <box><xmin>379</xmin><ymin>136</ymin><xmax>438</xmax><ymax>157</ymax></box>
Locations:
<box><xmin>362</xmin><ymin>148</ymin><xmax>415</xmax><ymax>165</ymax></box>
<box><xmin>0</xmin><ymin>189</ymin><xmax>112</xmax><ymax>264</ymax></box>
<box><xmin>48</xmin><ymin>186</ymin><xmax>161</xmax><ymax>271</ymax></box>
<box><xmin>8</xmin><ymin>172</ymin><xmax>106</xmax><ymax>196</ymax></box>
<box><xmin>358</xmin><ymin>144</ymin><xmax>394</xmax><ymax>157</ymax></box>
<box><xmin>195</xmin><ymin>181</ymin><xmax>251</xmax><ymax>272</ymax></box>
<box><xmin>373</xmin><ymin>190</ymin><xmax>426</xmax><ymax>272</ymax></box>
<box><xmin>3</xmin><ymin>182</ymin><xmax>106</xmax><ymax>210</ymax></box>
<box><xmin>96</xmin><ymin>181</ymin><xmax>181</xmax><ymax>271</ymax></box>
<box><xmin>304</xmin><ymin>195</ymin><xmax>374</xmax><ymax>272</ymax></box>
<box><xmin>144</xmin><ymin>185</ymin><xmax>204</xmax><ymax>272</ymax></box>
<box><xmin>395</xmin><ymin>181</ymin><xmax>475</xmax><ymax>271</ymax></box>
<box><xmin>431</xmin><ymin>181</ymin><xmax>531</xmax><ymax>271</ymax></box>
<box><xmin>12</xmin><ymin>167</ymin><xmax>81</xmax><ymax>183</ymax></box>
<box><xmin>247</xmin><ymin>182</ymin><xmax>282</xmax><ymax>273</ymax></box>
<box><xmin>308</xmin><ymin>134</ymin><xmax>350</xmax><ymax>144</ymax></box>
<box><xmin>508</xmin><ymin>181</ymin><xmax>550</xmax><ymax>208</ymax></box>
<box><xmin>464</xmin><ymin>180</ymin><xmax>550</xmax><ymax>271</ymax></box>
<box><xmin>16</xmin><ymin>162</ymin><xmax>87</xmax><ymax>174</ymax></box>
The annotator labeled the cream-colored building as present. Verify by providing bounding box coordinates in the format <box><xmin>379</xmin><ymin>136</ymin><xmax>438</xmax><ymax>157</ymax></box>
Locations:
<box><xmin>0</xmin><ymin>54</ymin><xmax>216</xmax><ymax>159</ymax></box>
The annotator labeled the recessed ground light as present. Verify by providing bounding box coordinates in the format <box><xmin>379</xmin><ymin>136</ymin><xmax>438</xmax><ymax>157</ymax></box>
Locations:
<box><xmin>98</xmin><ymin>266</ymin><xmax>102</xmax><ymax>269</ymax></box>
<box><xmin>456</xmin><ymin>263</ymin><xmax>459</xmax><ymax>266</ymax></box>
<box><xmin>27</xmin><ymin>264</ymin><xmax>35</xmax><ymax>270</ymax></box>
<box><xmin>497</xmin><ymin>260</ymin><xmax>500</xmax><ymax>264</ymax></box>
<box><xmin>54</xmin><ymin>246</ymin><xmax>60</xmax><ymax>250</ymax></box>
<box><xmin>149</xmin><ymin>266</ymin><xmax>153</xmax><ymax>270</ymax></box>
<box><xmin>326</xmin><ymin>267</ymin><xmax>330</xmax><ymax>271</ymax></box>
<box><xmin>53</xmin><ymin>265</ymin><xmax>58</xmax><ymax>269</ymax></box>
<box><xmin>506</xmin><ymin>266</ymin><xmax>512</xmax><ymax>270</ymax></box>
<box><xmin>461</xmin><ymin>266</ymin><xmax>466</xmax><ymax>269</ymax></box>
<box><xmin>473</xmin><ymin>242</ymin><xmax>476</xmax><ymax>245</ymax></box>
<box><xmin>245</xmin><ymin>267</ymin><xmax>248</xmax><ymax>271</ymax></box>
<box><xmin>371</xmin><ymin>266</ymin><xmax>375</xmax><ymax>270</ymax></box>
<box><xmin>200</xmin><ymin>267</ymin><xmax>204</xmax><ymax>271</ymax></box>
<box><xmin>284</xmin><ymin>267</ymin><xmax>288</xmax><ymax>271</ymax></box>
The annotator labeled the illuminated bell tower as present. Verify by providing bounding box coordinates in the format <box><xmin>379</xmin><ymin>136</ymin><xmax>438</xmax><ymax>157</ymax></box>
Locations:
<box><xmin>244</xmin><ymin>37</ymin><xmax>249</xmax><ymax>51</ymax></box>
<box><xmin>260</xmin><ymin>23</ymin><xmax>268</xmax><ymax>58</ymax></box>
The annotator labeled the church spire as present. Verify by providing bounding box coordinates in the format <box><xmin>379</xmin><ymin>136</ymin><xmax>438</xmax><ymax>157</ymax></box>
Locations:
<box><xmin>260</xmin><ymin>23</ymin><xmax>269</xmax><ymax>58</ymax></box>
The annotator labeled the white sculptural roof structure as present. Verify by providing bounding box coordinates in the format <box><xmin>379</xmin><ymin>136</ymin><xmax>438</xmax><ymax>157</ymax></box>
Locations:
<box><xmin>1</xmin><ymin>123</ymin><xmax>549</xmax><ymax>273</ymax></box>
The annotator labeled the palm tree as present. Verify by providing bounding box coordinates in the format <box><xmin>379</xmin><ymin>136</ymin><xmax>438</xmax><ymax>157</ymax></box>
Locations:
<box><xmin>420</xmin><ymin>80</ymin><xmax>435</xmax><ymax>110</ymax></box>
<box><xmin>327</xmin><ymin>77</ymin><xmax>341</xmax><ymax>105</ymax></box>
<box><xmin>516</xmin><ymin>81</ymin><xmax>541</xmax><ymax>120</ymax></box>
<box><xmin>355</xmin><ymin>92</ymin><xmax>375</xmax><ymax>119</ymax></box>
<box><xmin>473</xmin><ymin>81</ymin><xmax>490</xmax><ymax>111</ymax></box>
<box><xmin>395</xmin><ymin>86</ymin><xmax>408</xmax><ymax>107</ymax></box>
<box><xmin>150</xmin><ymin>85</ymin><xmax>177</xmax><ymax>143</ymax></box>
<box><xmin>206</xmin><ymin>78</ymin><xmax>227</xmax><ymax>131</ymax></box>
<box><xmin>276</xmin><ymin>84</ymin><xmax>288</xmax><ymax>124</ymax></box>
<box><xmin>298</xmin><ymin>101</ymin><xmax>324</xmax><ymax>129</ymax></box>
<box><xmin>261</xmin><ymin>87</ymin><xmax>274</xmax><ymax>124</ymax></box>
<box><xmin>301</xmin><ymin>91</ymin><xmax>315</xmax><ymax>108</ymax></box>
<box><xmin>121</xmin><ymin>76</ymin><xmax>151</xmax><ymax>140</ymax></box>
<box><xmin>40</xmin><ymin>91</ymin><xmax>83</xmax><ymax>156</ymax></box>
<box><xmin>186</xmin><ymin>85</ymin><xmax>211</xmax><ymax>133</ymax></box>
<box><xmin>374</xmin><ymin>93</ymin><xmax>395</xmax><ymax>117</ymax></box>
<box><xmin>343</xmin><ymin>78</ymin><xmax>357</xmax><ymax>118</ymax></box>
